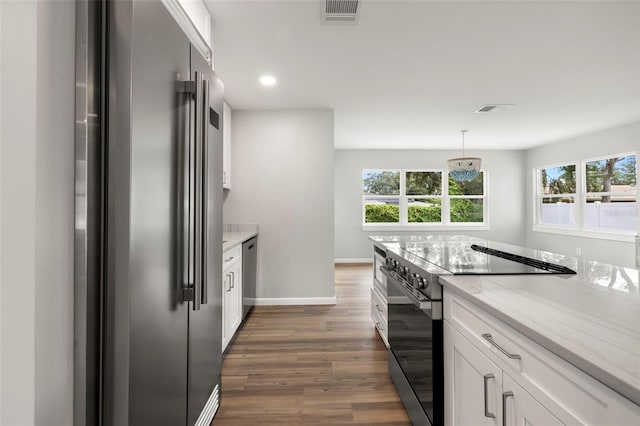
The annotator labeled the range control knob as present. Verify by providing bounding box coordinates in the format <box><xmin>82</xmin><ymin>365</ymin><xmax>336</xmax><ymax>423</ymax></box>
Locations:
<box><xmin>412</xmin><ymin>274</ymin><xmax>421</xmax><ymax>288</ymax></box>
<box><xmin>403</xmin><ymin>266</ymin><xmax>410</xmax><ymax>277</ymax></box>
<box><xmin>417</xmin><ymin>277</ymin><xmax>426</xmax><ymax>289</ymax></box>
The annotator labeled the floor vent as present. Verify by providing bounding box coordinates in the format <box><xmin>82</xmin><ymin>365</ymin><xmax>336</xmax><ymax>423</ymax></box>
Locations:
<box><xmin>324</xmin><ymin>0</ymin><xmax>361</xmax><ymax>22</ymax></box>
<box><xmin>194</xmin><ymin>384</ymin><xmax>220</xmax><ymax>426</ymax></box>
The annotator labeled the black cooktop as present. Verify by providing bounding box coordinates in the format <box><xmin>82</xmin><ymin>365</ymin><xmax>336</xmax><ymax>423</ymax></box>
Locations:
<box><xmin>403</xmin><ymin>240</ymin><xmax>577</xmax><ymax>275</ymax></box>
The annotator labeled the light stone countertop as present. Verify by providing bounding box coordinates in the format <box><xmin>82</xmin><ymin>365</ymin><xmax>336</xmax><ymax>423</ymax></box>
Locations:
<box><xmin>222</xmin><ymin>231</ymin><xmax>257</xmax><ymax>252</ymax></box>
<box><xmin>442</xmin><ymin>272</ymin><xmax>640</xmax><ymax>406</ymax></box>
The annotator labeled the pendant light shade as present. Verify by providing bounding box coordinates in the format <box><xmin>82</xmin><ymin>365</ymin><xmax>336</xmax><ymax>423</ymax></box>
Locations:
<box><xmin>448</xmin><ymin>130</ymin><xmax>481</xmax><ymax>181</ymax></box>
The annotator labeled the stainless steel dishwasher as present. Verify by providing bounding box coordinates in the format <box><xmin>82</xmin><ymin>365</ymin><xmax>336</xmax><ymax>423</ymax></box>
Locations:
<box><xmin>242</xmin><ymin>237</ymin><xmax>257</xmax><ymax>320</ymax></box>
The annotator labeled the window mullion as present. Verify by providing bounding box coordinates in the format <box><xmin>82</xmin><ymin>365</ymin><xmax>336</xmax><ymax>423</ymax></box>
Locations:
<box><xmin>534</xmin><ymin>168</ymin><xmax>541</xmax><ymax>227</ymax></box>
<box><xmin>443</xmin><ymin>170</ymin><xmax>450</xmax><ymax>225</ymax></box>
<box><xmin>400</xmin><ymin>171</ymin><xmax>407</xmax><ymax>225</ymax></box>
<box><xmin>577</xmin><ymin>161</ymin><xmax>585</xmax><ymax>229</ymax></box>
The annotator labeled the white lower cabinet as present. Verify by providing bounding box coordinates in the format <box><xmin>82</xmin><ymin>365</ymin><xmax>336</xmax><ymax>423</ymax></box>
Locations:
<box><xmin>370</xmin><ymin>286</ymin><xmax>388</xmax><ymax>347</ymax></box>
<box><xmin>222</xmin><ymin>246</ymin><xmax>242</xmax><ymax>352</ymax></box>
<box><xmin>444</xmin><ymin>289</ymin><xmax>640</xmax><ymax>426</ymax></box>
<box><xmin>445</xmin><ymin>322</ymin><xmax>562</xmax><ymax>426</ymax></box>
<box><xmin>503</xmin><ymin>373</ymin><xmax>563</xmax><ymax>426</ymax></box>
<box><xmin>445</xmin><ymin>321</ymin><xmax>502</xmax><ymax>426</ymax></box>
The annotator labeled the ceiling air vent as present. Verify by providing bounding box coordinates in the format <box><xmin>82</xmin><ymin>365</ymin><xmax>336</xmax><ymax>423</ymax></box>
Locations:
<box><xmin>323</xmin><ymin>0</ymin><xmax>361</xmax><ymax>23</ymax></box>
<box><xmin>474</xmin><ymin>104</ymin><xmax>515</xmax><ymax>113</ymax></box>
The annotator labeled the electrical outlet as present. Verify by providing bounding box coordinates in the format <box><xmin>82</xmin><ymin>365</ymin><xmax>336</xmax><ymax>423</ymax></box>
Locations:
<box><xmin>576</xmin><ymin>247</ymin><xmax>582</xmax><ymax>256</ymax></box>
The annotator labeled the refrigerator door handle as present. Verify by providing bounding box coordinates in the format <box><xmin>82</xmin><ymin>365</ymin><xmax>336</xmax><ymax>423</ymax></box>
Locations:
<box><xmin>200</xmin><ymin>78</ymin><xmax>209</xmax><ymax>305</ymax></box>
<box><xmin>193</xmin><ymin>71</ymin><xmax>203</xmax><ymax>311</ymax></box>
<box><xmin>177</xmin><ymin>77</ymin><xmax>196</xmax><ymax>303</ymax></box>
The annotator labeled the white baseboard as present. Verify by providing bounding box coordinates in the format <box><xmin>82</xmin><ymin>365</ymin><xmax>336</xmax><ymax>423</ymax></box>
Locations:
<box><xmin>251</xmin><ymin>297</ymin><xmax>337</xmax><ymax>306</ymax></box>
<box><xmin>334</xmin><ymin>258</ymin><xmax>372</xmax><ymax>264</ymax></box>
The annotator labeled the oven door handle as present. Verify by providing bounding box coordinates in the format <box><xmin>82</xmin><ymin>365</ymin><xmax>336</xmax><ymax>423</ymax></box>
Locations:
<box><xmin>382</xmin><ymin>267</ymin><xmax>433</xmax><ymax>311</ymax></box>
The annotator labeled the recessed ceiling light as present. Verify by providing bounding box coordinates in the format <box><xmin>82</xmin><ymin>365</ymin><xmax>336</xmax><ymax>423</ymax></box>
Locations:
<box><xmin>259</xmin><ymin>75</ymin><xmax>277</xmax><ymax>86</ymax></box>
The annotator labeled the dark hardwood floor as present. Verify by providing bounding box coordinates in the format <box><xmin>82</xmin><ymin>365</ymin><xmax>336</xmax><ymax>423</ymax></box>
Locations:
<box><xmin>213</xmin><ymin>263</ymin><xmax>411</xmax><ymax>425</ymax></box>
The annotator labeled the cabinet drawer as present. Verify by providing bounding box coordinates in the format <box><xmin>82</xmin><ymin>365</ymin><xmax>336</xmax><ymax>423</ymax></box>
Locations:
<box><xmin>223</xmin><ymin>245</ymin><xmax>242</xmax><ymax>269</ymax></box>
<box><xmin>444</xmin><ymin>289</ymin><xmax>640</xmax><ymax>425</ymax></box>
<box><xmin>371</xmin><ymin>291</ymin><xmax>388</xmax><ymax>346</ymax></box>
<box><xmin>371</xmin><ymin>287</ymin><xmax>387</xmax><ymax>316</ymax></box>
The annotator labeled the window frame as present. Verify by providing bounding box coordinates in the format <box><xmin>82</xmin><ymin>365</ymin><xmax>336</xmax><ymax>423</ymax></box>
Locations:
<box><xmin>362</xmin><ymin>168</ymin><xmax>489</xmax><ymax>230</ymax></box>
<box><xmin>535</xmin><ymin>162</ymin><xmax>579</xmax><ymax>229</ymax></box>
<box><xmin>533</xmin><ymin>152</ymin><xmax>637</xmax><ymax>242</ymax></box>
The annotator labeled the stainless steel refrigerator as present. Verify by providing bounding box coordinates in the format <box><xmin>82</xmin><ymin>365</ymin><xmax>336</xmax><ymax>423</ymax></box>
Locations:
<box><xmin>74</xmin><ymin>1</ymin><xmax>223</xmax><ymax>425</ymax></box>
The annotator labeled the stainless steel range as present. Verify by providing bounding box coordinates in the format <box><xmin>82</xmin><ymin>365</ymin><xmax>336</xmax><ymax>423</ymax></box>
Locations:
<box><xmin>377</xmin><ymin>236</ymin><xmax>576</xmax><ymax>426</ymax></box>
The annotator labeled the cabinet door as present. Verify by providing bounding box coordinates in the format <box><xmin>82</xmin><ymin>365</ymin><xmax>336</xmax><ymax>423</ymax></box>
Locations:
<box><xmin>222</xmin><ymin>271</ymin><xmax>233</xmax><ymax>351</ymax></box>
<box><xmin>502</xmin><ymin>374</ymin><xmax>564</xmax><ymax>426</ymax></box>
<box><xmin>230</xmin><ymin>261</ymin><xmax>243</xmax><ymax>333</ymax></box>
<box><xmin>445</xmin><ymin>322</ymin><xmax>503</xmax><ymax>426</ymax></box>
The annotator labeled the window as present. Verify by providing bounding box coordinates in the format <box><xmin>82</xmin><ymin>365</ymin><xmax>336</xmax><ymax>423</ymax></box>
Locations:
<box><xmin>585</xmin><ymin>155</ymin><xmax>637</xmax><ymax>232</ymax></box>
<box><xmin>534</xmin><ymin>153</ymin><xmax>637</xmax><ymax>237</ymax></box>
<box><xmin>406</xmin><ymin>171</ymin><xmax>442</xmax><ymax>223</ymax></box>
<box><xmin>538</xmin><ymin>164</ymin><xmax>577</xmax><ymax>226</ymax></box>
<box><xmin>363</xmin><ymin>170</ymin><xmax>400</xmax><ymax>224</ymax></box>
<box><xmin>362</xmin><ymin>169</ymin><xmax>487</xmax><ymax>227</ymax></box>
<box><xmin>449</xmin><ymin>173</ymin><xmax>485</xmax><ymax>223</ymax></box>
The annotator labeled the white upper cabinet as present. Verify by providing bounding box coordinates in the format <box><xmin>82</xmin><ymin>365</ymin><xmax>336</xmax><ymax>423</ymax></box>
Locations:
<box><xmin>223</xmin><ymin>101</ymin><xmax>232</xmax><ymax>189</ymax></box>
<box><xmin>176</xmin><ymin>0</ymin><xmax>211</xmax><ymax>46</ymax></box>
<box><xmin>163</xmin><ymin>0</ymin><xmax>212</xmax><ymax>63</ymax></box>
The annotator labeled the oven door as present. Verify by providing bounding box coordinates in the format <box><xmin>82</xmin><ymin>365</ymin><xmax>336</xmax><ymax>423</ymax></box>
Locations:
<box><xmin>387</xmin><ymin>275</ymin><xmax>443</xmax><ymax>426</ymax></box>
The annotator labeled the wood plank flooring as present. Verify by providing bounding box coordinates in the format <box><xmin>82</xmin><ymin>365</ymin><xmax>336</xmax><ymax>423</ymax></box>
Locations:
<box><xmin>213</xmin><ymin>264</ymin><xmax>411</xmax><ymax>425</ymax></box>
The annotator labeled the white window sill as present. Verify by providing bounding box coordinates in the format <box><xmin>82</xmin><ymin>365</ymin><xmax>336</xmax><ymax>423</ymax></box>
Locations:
<box><xmin>533</xmin><ymin>225</ymin><xmax>637</xmax><ymax>243</ymax></box>
<box><xmin>363</xmin><ymin>224</ymin><xmax>490</xmax><ymax>232</ymax></box>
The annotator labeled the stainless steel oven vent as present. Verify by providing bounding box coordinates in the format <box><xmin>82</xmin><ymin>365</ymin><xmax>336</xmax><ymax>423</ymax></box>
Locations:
<box><xmin>324</xmin><ymin>0</ymin><xmax>361</xmax><ymax>22</ymax></box>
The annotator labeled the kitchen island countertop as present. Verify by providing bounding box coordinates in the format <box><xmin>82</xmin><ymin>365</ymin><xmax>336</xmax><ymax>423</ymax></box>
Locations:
<box><xmin>440</xmin><ymin>272</ymin><xmax>640</xmax><ymax>406</ymax></box>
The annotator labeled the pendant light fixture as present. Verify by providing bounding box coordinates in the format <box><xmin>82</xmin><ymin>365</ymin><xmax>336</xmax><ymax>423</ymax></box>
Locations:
<box><xmin>447</xmin><ymin>130</ymin><xmax>481</xmax><ymax>182</ymax></box>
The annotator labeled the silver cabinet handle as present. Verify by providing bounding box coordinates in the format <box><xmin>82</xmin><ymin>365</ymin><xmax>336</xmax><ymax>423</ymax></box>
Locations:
<box><xmin>502</xmin><ymin>391</ymin><xmax>514</xmax><ymax>426</ymax></box>
<box><xmin>482</xmin><ymin>333</ymin><xmax>521</xmax><ymax>359</ymax></box>
<box><xmin>483</xmin><ymin>374</ymin><xmax>496</xmax><ymax>418</ymax></box>
<box><xmin>230</xmin><ymin>271</ymin><xmax>235</xmax><ymax>289</ymax></box>
<box><xmin>224</xmin><ymin>256</ymin><xmax>234</xmax><ymax>262</ymax></box>
<box><xmin>226</xmin><ymin>273</ymin><xmax>232</xmax><ymax>292</ymax></box>
<box><xmin>375</xmin><ymin>304</ymin><xmax>384</xmax><ymax>313</ymax></box>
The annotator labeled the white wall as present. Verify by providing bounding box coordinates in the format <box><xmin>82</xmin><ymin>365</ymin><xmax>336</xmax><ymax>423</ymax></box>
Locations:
<box><xmin>0</xmin><ymin>1</ymin><xmax>75</xmax><ymax>425</ymax></box>
<box><xmin>1</xmin><ymin>2</ymin><xmax>37</xmax><ymax>424</ymax></box>
<box><xmin>34</xmin><ymin>1</ymin><xmax>75</xmax><ymax>424</ymax></box>
<box><xmin>335</xmin><ymin>149</ymin><xmax>527</xmax><ymax>260</ymax></box>
<box><xmin>223</xmin><ymin>110</ymin><xmax>335</xmax><ymax>303</ymax></box>
<box><xmin>525</xmin><ymin>122</ymin><xmax>639</xmax><ymax>267</ymax></box>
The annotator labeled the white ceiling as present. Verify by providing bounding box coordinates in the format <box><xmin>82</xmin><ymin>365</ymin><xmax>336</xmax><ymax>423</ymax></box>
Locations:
<box><xmin>204</xmin><ymin>0</ymin><xmax>640</xmax><ymax>150</ymax></box>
